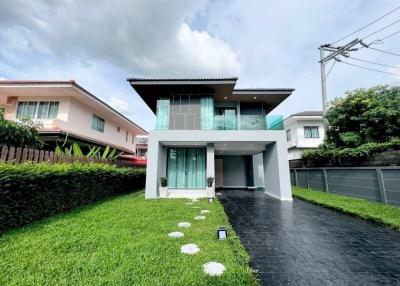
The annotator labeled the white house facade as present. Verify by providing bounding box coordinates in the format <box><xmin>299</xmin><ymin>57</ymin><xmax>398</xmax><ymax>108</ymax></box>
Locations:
<box><xmin>284</xmin><ymin>111</ymin><xmax>325</xmax><ymax>160</ymax></box>
<box><xmin>0</xmin><ymin>80</ymin><xmax>147</xmax><ymax>153</ymax></box>
<box><xmin>129</xmin><ymin>77</ymin><xmax>294</xmax><ymax>200</ymax></box>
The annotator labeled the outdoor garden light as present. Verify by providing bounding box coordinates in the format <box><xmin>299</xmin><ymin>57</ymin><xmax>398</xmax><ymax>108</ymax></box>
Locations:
<box><xmin>208</xmin><ymin>197</ymin><xmax>214</xmax><ymax>203</ymax></box>
<box><xmin>217</xmin><ymin>226</ymin><xmax>228</xmax><ymax>240</ymax></box>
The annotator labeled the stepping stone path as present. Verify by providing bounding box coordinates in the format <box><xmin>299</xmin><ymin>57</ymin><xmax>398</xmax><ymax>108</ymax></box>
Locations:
<box><xmin>167</xmin><ymin>201</ymin><xmax>224</xmax><ymax>277</ymax></box>
<box><xmin>181</xmin><ymin>244</ymin><xmax>200</xmax><ymax>255</ymax></box>
<box><xmin>168</xmin><ymin>231</ymin><xmax>184</xmax><ymax>238</ymax></box>
<box><xmin>203</xmin><ymin>262</ymin><xmax>226</xmax><ymax>276</ymax></box>
<box><xmin>178</xmin><ymin>222</ymin><xmax>191</xmax><ymax>228</ymax></box>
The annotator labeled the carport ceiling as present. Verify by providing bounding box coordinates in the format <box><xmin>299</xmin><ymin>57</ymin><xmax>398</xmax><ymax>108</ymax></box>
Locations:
<box><xmin>214</xmin><ymin>142</ymin><xmax>267</xmax><ymax>155</ymax></box>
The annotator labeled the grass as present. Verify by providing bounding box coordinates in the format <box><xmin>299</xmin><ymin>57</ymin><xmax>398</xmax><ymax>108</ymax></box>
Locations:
<box><xmin>0</xmin><ymin>191</ymin><xmax>257</xmax><ymax>286</ymax></box>
<box><xmin>293</xmin><ymin>187</ymin><xmax>400</xmax><ymax>231</ymax></box>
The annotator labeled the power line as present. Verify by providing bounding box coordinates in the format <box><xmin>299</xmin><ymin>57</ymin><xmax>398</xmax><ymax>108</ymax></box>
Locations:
<box><xmin>366</xmin><ymin>46</ymin><xmax>400</xmax><ymax>57</ymax></box>
<box><xmin>325</xmin><ymin>60</ymin><xmax>336</xmax><ymax>78</ymax></box>
<box><xmin>332</xmin><ymin>5</ymin><xmax>400</xmax><ymax>44</ymax></box>
<box><xmin>339</xmin><ymin>59</ymin><xmax>400</xmax><ymax>76</ymax></box>
<box><xmin>363</xmin><ymin>18</ymin><xmax>400</xmax><ymax>39</ymax></box>
<box><xmin>347</xmin><ymin>56</ymin><xmax>400</xmax><ymax>70</ymax></box>
<box><xmin>380</xmin><ymin>29</ymin><xmax>400</xmax><ymax>40</ymax></box>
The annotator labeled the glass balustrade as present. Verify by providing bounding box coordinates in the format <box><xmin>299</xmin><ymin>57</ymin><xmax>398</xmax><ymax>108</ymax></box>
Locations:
<box><xmin>212</xmin><ymin>114</ymin><xmax>284</xmax><ymax>130</ymax></box>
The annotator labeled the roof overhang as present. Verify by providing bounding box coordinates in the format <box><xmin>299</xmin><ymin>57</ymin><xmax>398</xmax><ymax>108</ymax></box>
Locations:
<box><xmin>0</xmin><ymin>80</ymin><xmax>147</xmax><ymax>135</ymax></box>
<box><xmin>127</xmin><ymin>78</ymin><xmax>294</xmax><ymax>114</ymax></box>
<box><xmin>128</xmin><ymin>78</ymin><xmax>238</xmax><ymax>113</ymax></box>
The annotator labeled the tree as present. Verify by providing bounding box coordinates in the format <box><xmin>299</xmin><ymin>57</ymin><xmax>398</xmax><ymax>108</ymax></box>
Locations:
<box><xmin>326</xmin><ymin>85</ymin><xmax>400</xmax><ymax>148</ymax></box>
<box><xmin>0</xmin><ymin>107</ymin><xmax>42</xmax><ymax>148</ymax></box>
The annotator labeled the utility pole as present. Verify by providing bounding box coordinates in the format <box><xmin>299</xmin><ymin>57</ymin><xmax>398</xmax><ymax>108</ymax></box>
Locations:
<box><xmin>318</xmin><ymin>38</ymin><xmax>362</xmax><ymax>136</ymax></box>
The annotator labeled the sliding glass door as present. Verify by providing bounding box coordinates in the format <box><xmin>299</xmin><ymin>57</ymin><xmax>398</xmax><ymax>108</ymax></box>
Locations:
<box><xmin>167</xmin><ymin>147</ymin><xmax>206</xmax><ymax>189</ymax></box>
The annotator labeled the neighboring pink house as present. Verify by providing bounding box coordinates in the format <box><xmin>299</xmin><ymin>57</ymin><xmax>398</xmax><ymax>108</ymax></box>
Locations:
<box><xmin>0</xmin><ymin>80</ymin><xmax>147</xmax><ymax>154</ymax></box>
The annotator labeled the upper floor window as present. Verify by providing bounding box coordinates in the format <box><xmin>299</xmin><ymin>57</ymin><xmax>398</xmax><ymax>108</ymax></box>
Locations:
<box><xmin>286</xmin><ymin>129</ymin><xmax>291</xmax><ymax>141</ymax></box>
<box><xmin>117</xmin><ymin>126</ymin><xmax>120</xmax><ymax>132</ymax></box>
<box><xmin>16</xmin><ymin>101</ymin><xmax>59</xmax><ymax>120</ymax></box>
<box><xmin>304</xmin><ymin>126</ymin><xmax>319</xmax><ymax>138</ymax></box>
<box><xmin>91</xmin><ymin>114</ymin><xmax>105</xmax><ymax>132</ymax></box>
<box><xmin>132</xmin><ymin>135</ymin><xmax>135</xmax><ymax>144</ymax></box>
<box><xmin>125</xmin><ymin>131</ymin><xmax>128</xmax><ymax>142</ymax></box>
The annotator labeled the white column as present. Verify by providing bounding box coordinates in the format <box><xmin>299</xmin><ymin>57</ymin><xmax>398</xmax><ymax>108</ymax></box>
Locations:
<box><xmin>145</xmin><ymin>134</ymin><xmax>160</xmax><ymax>199</ymax></box>
<box><xmin>206</xmin><ymin>143</ymin><xmax>215</xmax><ymax>183</ymax></box>
<box><xmin>262</xmin><ymin>140</ymin><xmax>292</xmax><ymax>201</ymax></box>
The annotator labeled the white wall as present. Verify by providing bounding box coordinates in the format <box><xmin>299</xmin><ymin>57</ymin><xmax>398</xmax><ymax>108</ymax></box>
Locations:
<box><xmin>284</xmin><ymin>117</ymin><xmax>324</xmax><ymax>160</ymax></box>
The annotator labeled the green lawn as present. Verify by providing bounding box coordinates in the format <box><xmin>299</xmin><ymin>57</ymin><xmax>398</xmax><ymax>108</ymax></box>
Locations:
<box><xmin>0</xmin><ymin>192</ymin><xmax>257</xmax><ymax>286</ymax></box>
<box><xmin>293</xmin><ymin>187</ymin><xmax>400</xmax><ymax>231</ymax></box>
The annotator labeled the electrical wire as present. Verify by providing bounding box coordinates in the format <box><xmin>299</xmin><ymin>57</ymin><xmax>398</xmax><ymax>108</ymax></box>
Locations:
<box><xmin>332</xmin><ymin>6</ymin><xmax>400</xmax><ymax>44</ymax></box>
<box><xmin>325</xmin><ymin>60</ymin><xmax>337</xmax><ymax>79</ymax></box>
<box><xmin>347</xmin><ymin>56</ymin><xmax>400</xmax><ymax>70</ymax></box>
<box><xmin>339</xmin><ymin>60</ymin><xmax>400</xmax><ymax>76</ymax></box>
<box><xmin>366</xmin><ymin>46</ymin><xmax>400</xmax><ymax>57</ymax></box>
<box><xmin>380</xmin><ymin>29</ymin><xmax>400</xmax><ymax>41</ymax></box>
<box><xmin>363</xmin><ymin>18</ymin><xmax>400</xmax><ymax>39</ymax></box>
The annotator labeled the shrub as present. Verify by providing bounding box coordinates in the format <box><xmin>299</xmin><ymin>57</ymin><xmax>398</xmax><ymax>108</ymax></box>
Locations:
<box><xmin>302</xmin><ymin>137</ymin><xmax>400</xmax><ymax>166</ymax></box>
<box><xmin>0</xmin><ymin>108</ymin><xmax>42</xmax><ymax>148</ymax></box>
<box><xmin>0</xmin><ymin>163</ymin><xmax>145</xmax><ymax>232</ymax></box>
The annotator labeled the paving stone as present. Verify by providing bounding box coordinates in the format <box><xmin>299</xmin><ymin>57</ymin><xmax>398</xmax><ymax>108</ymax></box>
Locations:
<box><xmin>218</xmin><ymin>190</ymin><xmax>400</xmax><ymax>286</ymax></box>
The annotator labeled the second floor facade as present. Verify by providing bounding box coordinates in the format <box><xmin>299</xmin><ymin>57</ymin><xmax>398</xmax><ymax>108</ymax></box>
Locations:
<box><xmin>129</xmin><ymin>77</ymin><xmax>294</xmax><ymax>132</ymax></box>
<box><xmin>284</xmin><ymin>111</ymin><xmax>325</xmax><ymax>160</ymax></box>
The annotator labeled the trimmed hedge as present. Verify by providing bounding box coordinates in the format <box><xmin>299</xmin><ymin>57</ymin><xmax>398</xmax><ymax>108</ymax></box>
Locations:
<box><xmin>0</xmin><ymin>163</ymin><xmax>145</xmax><ymax>232</ymax></box>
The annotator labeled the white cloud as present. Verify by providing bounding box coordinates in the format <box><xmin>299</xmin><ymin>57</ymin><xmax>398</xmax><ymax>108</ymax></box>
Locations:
<box><xmin>109</xmin><ymin>97</ymin><xmax>132</xmax><ymax>115</ymax></box>
<box><xmin>0</xmin><ymin>0</ymin><xmax>239</xmax><ymax>77</ymax></box>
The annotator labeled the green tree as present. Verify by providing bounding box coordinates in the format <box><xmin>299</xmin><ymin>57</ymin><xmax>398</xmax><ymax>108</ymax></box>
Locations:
<box><xmin>0</xmin><ymin>107</ymin><xmax>42</xmax><ymax>148</ymax></box>
<box><xmin>326</xmin><ymin>85</ymin><xmax>400</xmax><ymax>148</ymax></box>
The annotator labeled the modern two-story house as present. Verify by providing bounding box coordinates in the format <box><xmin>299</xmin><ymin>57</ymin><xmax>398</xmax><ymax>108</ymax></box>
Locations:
<box><xmin>284</xmin><ymin>111</ymin><xmax>324</xmax><ymax>160</ymax></box>
<box><xmin>0</xmin><ymin>80</ymin><xmax>147</xmax><ymax>154</ymax></box>
<box><xmin>129</xmin><ymin>77</ymin><xmax>294</xmax><ymax>200</ymax></box>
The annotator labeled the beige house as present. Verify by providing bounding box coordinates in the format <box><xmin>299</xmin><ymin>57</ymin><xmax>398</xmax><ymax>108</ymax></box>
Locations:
<box><xmin>0</xmin><ymin>80</ymin><xmax>147</xmax><ymax>154</ymax></box>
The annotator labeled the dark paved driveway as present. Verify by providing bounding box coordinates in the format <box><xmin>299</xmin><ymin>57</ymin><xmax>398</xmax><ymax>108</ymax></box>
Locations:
<box><xmin>218</xmin><ymin>190</ymin><xmax>400</xmax><ymax>286</ymax></box>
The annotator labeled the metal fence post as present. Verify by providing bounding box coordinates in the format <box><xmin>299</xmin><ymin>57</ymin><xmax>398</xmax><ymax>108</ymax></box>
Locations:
<box><xmin>376</xmin><ymin>168</ymin><xmax>388</xmax><ymax>205</ymax></box>
<box><xmin>294</xmin><ymin>169</ymin><xmax>298</xmax><ymax>187</ymax></box>
<box><xmin>322</xmin><ymin>169</ymin><xmax>329</xmax><ymax>193</ymax></box>
<box><xmin>306</xmin><ymin>170</ymin><xmax>309</xmax><ymax>189</ymax></box>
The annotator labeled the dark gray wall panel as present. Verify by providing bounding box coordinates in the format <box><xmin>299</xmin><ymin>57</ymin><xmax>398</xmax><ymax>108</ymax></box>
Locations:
<box><xmin>307</xmin><ymin>170</ymin><xmax>325</xmax><ymax>191</ymax></box>
<box><xmin>297</xmin><ymin>170</ymin><xmax>308</xmax><ymax>188</ymax></box>
<box><xmin>221</xmin><ymin>155</ymin><xmax>248</xmax><ymax>187</ymax></box>
<box><xmin>382</xmin><ymin>169</ymin><xmax>400</xmax><ymax>205</ymax></box>
<box><xmin>290</xmin><ymin>170</ymin><xmax>296</xmax><ymax>186</ymax></box>
<box><xmin>326</xmin><ymin>169</ymin><xmax>380</xmax><ymax>201</ymax></box>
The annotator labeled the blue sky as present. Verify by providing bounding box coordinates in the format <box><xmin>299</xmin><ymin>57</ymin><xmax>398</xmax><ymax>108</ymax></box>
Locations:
<box><xmin>1</xmin><ymin>0</ymin><xmax>399</xmax><ymax>131</ymax></box>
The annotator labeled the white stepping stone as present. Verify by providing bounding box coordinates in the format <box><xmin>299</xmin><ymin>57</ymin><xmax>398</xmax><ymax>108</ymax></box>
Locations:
<box><xmin>200</xmin><ymin>209</ymin><xmax>210</xmax><ymax>214</ymax></box>
<box><xmin>181</xmin><ymin>244</ymin><xmax>200</xmax><ymax>255</ymax></box>
<box><xmin>194</xmin><ymin>215</ymin><xmax>206</xmax><ymax>221</ymax></box>
<box><xmin>168</xmin><ymin>231</ymin><xmax>184</xmax><ymax>238</ymax></box>
<box><xmin>192</xmin><ymin>199</ymin><xmax>199</xmax><ymax>202</ymax></box>
<box><xmin>178</xmin><ymin>222</ymin><xmax>191</xmax><ymax>228</ymax></box>
<box><xmin>186</xmin><ymin>202</ymin><xmax>194</xmax><ymax>205</ymax></box>
<box><xmin>203</xmin><ymin>262</ymin><xmax>226</xmax><ymax>276</ymax></box>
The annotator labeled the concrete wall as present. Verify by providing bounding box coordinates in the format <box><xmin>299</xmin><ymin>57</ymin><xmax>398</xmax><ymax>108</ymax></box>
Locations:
<box><xmin>216</xmin><ymin>155</ymin><xmax>248</xmax><ymax>187</ymax></box>
<box><xmin>252</xmin><ymin>153</ymin><xmax>265</xmax><ymax>187</ymax></box>
<box><xmin>291</xmin><ymin>167</ymin><xmax>400</xmax><ymax>206</ymax></box>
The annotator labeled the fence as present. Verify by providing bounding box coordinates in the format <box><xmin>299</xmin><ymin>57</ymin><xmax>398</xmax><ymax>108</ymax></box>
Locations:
<box><xmin>0</xmin><ymin>145</ymin><xmax>128</xmax><ymax>166</ymax></box>
<box><xmin>290</xmin><ymin>167</ymin><xmax>400</xmax><ymax>206</ymax></box>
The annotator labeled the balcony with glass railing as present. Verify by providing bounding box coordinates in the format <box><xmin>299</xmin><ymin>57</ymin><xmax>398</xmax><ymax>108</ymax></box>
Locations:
<box><xmin>212</xmin><ymin>114</ymin><xmax>283</xmax><ymax>130</ymax></box>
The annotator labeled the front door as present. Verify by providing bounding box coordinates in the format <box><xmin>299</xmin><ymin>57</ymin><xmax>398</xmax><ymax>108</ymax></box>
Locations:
<box><xmin>215</xmin><ymin>159</ymin><xmax>223</xmax><ymax>187</ymax></box>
